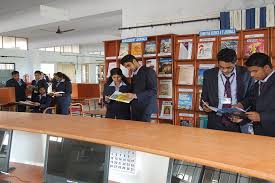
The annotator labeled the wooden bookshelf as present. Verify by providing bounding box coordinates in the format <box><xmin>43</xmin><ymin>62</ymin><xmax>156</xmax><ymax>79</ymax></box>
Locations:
<box><xmin>104</xmin><ymin>34</ymin><xmax>175</xmax><ymax>124</ymax></box>
<box><xmin>104</xmin><ymin>27</ymin><xmax>274</xmax><ymax>126</ymax></box>
<box><xmin>174</xmin><ymin>34</ymin><xmax>198</xmax><ymax>126</ymax></box>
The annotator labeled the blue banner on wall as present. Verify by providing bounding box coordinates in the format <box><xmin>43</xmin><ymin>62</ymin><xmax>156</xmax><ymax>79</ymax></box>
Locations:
<box><xmin>199</xmin><ymin>29</ymin><xmax>236</xmax><ymax>37</ymax></box>
<box><xmin>122</xmin><ymin>36</ymin><xmax>148</xmax><ymax>43</ymax></box>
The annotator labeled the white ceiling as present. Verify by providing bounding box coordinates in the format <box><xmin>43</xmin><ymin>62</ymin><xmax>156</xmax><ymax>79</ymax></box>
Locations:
<box><xmin>0</xmin><ymin>0</ymin><xmax>122</xmax><ymax>49</ymax></box>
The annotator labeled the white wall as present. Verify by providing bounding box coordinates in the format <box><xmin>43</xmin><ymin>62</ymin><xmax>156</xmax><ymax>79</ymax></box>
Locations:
<box><xmin>10</xmin><ymin>131</ymin><xmax>47</xmax><ymax>166</ymax></box>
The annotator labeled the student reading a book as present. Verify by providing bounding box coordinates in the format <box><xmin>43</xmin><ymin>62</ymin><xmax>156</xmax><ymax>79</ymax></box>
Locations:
<box><xmin>103</xmin><ymin>68</ymin><xmax>131</xmax><ymax>120</ymax></box>
<box><xmin>234</xmin><ymin>53</ymin><xmax>275</xmax><ymax>137</ymax></box>
<box><xmin>31</xmin><ymin>86</ymin><xmax>53</xmax><ymax>113</ymax></box>
<box><xmin>30</xmin><ymin>70</ymin><xmax>48</xmax><ymax>102</ymax></box>
<box><xmin>51</xmin><ymin>72</ymin><xmax>72</xmax><ymax>115</ymax></box>
<box><xmin>120</xmin><ymin>54</ymin><xmax>157</xmax><ymax>122</ymax></box>
<box><xmin>201</xmin><ymin>48</ymin><xmax>254</xmax><ymax>132</ymax></box>
<box><xmin>6</xmin><ymin>71</ymin><xmax>27</xmax><ymax>112</ymax></box>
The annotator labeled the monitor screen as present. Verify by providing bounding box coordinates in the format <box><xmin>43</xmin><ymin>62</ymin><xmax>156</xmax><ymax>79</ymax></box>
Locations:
<box><xmin>44</xmin><ymin>136</ymin><xmax>110</xmax><ymax>183</ymax></box>
<box><xmin>0</xmin><ymin>129</ymin><xmax>12</xmax><ymax>173</ymax></box>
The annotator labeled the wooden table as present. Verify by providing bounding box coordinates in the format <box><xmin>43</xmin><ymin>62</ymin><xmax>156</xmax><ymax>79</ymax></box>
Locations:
<box><xmin>0</xmin><ymin>112</ymin><xmax>275</xmax><ymax>181</ymax></box>
<box><xmin>0</xmin><ymin>163</ymin><xmax>43</xmax><ymax>183</ymax></box>
<box><xmin>0</xmin><ymin>103</ymin><xmax>16</xmax><ymax>112</ymax></box>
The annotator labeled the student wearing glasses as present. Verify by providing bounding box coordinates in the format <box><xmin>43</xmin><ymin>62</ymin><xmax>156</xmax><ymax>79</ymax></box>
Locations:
<box><xmin>200</xmin><ymin>48</ymin><xmax>254</xmax><ymax>132</ymax></box>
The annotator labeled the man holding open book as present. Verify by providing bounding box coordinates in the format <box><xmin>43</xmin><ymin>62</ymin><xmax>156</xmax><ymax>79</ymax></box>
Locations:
<box><xmin>201</xmin><ymin>48</ymin><xmax>254</xmax><ymax>132</ymax></box>
<box><xmin>235</xmin><ymin>53</ymin><xmax>275</xmax><ymax>137</ymax></box>
<box><xmin>120</xmin><ymin>54</ymin><xmax>157</xmax><ymax>122</ymax></box>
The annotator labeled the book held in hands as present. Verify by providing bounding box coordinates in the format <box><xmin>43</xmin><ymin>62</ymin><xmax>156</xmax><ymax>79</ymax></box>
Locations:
<box><xmin>108</xmin><ymin>91</ymin><xmax>133</xmax><ymax>103</ymax></box>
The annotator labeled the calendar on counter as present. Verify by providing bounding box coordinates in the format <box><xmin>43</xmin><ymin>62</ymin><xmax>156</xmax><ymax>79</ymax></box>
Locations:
<box><xmin>109</xmin><ymin>146</ymin><xmax>136</xmax><ymax>175</ymax></box>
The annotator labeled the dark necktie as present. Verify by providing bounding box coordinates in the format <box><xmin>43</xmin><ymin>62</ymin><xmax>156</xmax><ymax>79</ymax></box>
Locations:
<box><xmin>222</xmin><ymin>74</ymin><xmax>233</xmax><ymax>109</ymax></box>
<box><xmin>259</xmin><ymin>81</ymin><xmax>266</xmax><ymax>96</ymax></box>
<box><xmin>221</xmin><ymin>73</ymin><xmax>234</xmax><ymax>126</ymax></box>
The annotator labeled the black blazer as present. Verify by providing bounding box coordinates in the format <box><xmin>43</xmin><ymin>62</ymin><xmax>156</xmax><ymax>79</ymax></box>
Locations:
<box><xmin>6</xmin><ymin>79</ymin><xmax>26</xmax><ymax>101</ymax></box>
<box><xmin>201</xmin><ymin>66</ymin><xmax>254</xmax><ymax>131</ymax></box>
<box><xmin>241</xmin><ymin>72</ymin><xmax>275</xmax><ymax>137</ymax></box>
<box><xmin>131</xmin><ymin>66</ymin><xmax>157</xmax><ymax>121</ymax></box>
<box><xmin>103</xmin><ymin>82</ymin><xmax>131</xmax><ymax>119</ymax></box>
<box><xmin>31</xmin><ymin>79</ymin><xmax>48</xmax><ymax>102</ymax></box>
<box><xmin>54</xmin><ymin>80</ymin><xmax>72</xmax><ymax>97</ymax></box>
<box><xmin>32</xmin><ymin>94</ymin><xmax>53</xmax><ymax>113</ymax></box>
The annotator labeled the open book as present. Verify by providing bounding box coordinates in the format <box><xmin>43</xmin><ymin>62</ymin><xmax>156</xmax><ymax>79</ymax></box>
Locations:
<box><xmin>108</xmin><ymin>91</ymin><xmax>133</xmax><ymax>103</ymax></box>
<box><xmin>49</xmin><ymin>91</ymin><xmax>65</xmax><ymax>95</ymax></box>
<box><xmin>202</xmin><ymin>100</ymin><xmax>248</xmax><ymax>119</ymax></box>
<box><xmin>17</xmin><ymin>101</ymin><xmax>38</xmax><ymax>106</ymax></box>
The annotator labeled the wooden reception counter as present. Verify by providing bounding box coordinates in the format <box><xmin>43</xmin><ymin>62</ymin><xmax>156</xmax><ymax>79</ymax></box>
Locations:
<box><xmin>0</xmin><ymin>111</ymin><xmax>274</xmax><ymax>181</ymax></box>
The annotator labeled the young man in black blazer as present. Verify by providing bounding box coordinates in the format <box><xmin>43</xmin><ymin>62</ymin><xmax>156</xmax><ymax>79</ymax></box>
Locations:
<box><xmin>201</xmin><ymin>48</ymin><xmax>254</xmax><ymax>132</ymax></box>
<box><xmin>120</xmin><ymin>54</ymin><xmax>157</xmax><ymax>122</ymax></box>
<box><xmin>237</xmin><ymin>53</ymin><xmax>275</xmax><ymax>137</ymax></box>
<box><xmin>6</xmin><ymin>71</ymin><xmax>27</xmax><ymax>112</ymax></box>
<box><xmin>31</xmin><ymin>70</ymin><xmax>48</xmax><ymax>102</ymax></box>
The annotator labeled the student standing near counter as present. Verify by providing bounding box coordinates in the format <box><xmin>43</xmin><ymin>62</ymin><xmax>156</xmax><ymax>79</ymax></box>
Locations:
<box><xmin>52</xmin><ymin>72</ymin><xmax>72</xmax><ymax>115</ymax></box>
<box><xmin>103</xmin><ymin>68</ymin><xmax>131</xmax><ymax>120</ymax></box>
<box><xmin>201</xmin><ymin>48</ymin><xmax>254</xmax><ymax>132</ymax></box>
<box><xmin>120</xmin><ymin>54</ymin><xmax>157</xmax><ymax>122</ymax></box>
<box><xmin>6</xmin><ymin>71</ymin><xmax>27</xmax><ymax>112</ymax></box>
<box><xmin>237</xmin><ymin>53</ymin><xmax>275</xmax><ymax>137</ymax></box>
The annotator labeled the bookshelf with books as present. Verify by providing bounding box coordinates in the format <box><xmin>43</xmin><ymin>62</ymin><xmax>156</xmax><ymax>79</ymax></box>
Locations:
<box><xmin>105</xmin><ymin>28</ymin><xmax>274</xmax><ymax>126</ymax></box>
<box><xmin>174</xmin><ymin>35</ymin><xmax>197</xmax><ymax>126</ymax></box>
<box><xmin>156</xmin><ymin>34</ymin><xmax>174</xmax><ymax>124</ymax></box>
<box><xmin>104</xmin><ymin>34</ymin><xmax>175</xmax><ymax>124</ymax></box>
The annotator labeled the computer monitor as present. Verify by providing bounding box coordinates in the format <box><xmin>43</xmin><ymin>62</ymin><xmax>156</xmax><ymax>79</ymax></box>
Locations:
<box><xmin>0</xmin><ymin>129</ymin><xmax>13</xmax><ymax>173</ymax></box>
<box><xmin>44</xmin><ymin>136</ymin><xmax>110</xmax><ymax>183</ymax></box>
<box><xmin>166</xmin><ymin>159</ymin><xmax>204</xmax><ymax>183</ymax></box>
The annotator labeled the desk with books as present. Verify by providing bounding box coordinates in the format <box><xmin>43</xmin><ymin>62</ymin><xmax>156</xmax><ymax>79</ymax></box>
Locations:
<box><xmin>0</xmin><ymin>112</ymin><xmax>274</xmax><ymax>182</ymax></box>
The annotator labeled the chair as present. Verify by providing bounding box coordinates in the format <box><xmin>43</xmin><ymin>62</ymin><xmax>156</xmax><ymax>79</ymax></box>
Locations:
<box><xmin>84</xmin><ymin>107</ymin><xmax>107</xmax><ymax>118</ymax></box>
<box><xmin>69</xmin><ymin>103</ymin><xmax>84</xmax><ymax>116</ymax></box>
<box><xmin>43</xmin><ymin>107</ymin><xmax>56</xmax><ymax>114</ymax></box>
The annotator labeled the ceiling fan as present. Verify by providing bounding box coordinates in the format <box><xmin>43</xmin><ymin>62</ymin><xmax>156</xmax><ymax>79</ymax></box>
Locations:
<box><xmin>39</xmin><ymin>26</ymin><xmax>75</xmax><ymax>34</ymax></box>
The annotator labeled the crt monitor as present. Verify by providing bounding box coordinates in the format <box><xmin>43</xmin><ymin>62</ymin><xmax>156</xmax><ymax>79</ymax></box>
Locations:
<box><xmin>44</xmin><ymin>136</ymin><xmax>110</xmax><ymax>183</ymax></box>
<box><xmin>0</xmin><ymin>129</ymin><xmax>13</xmax><ymax>173</ymax></box>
